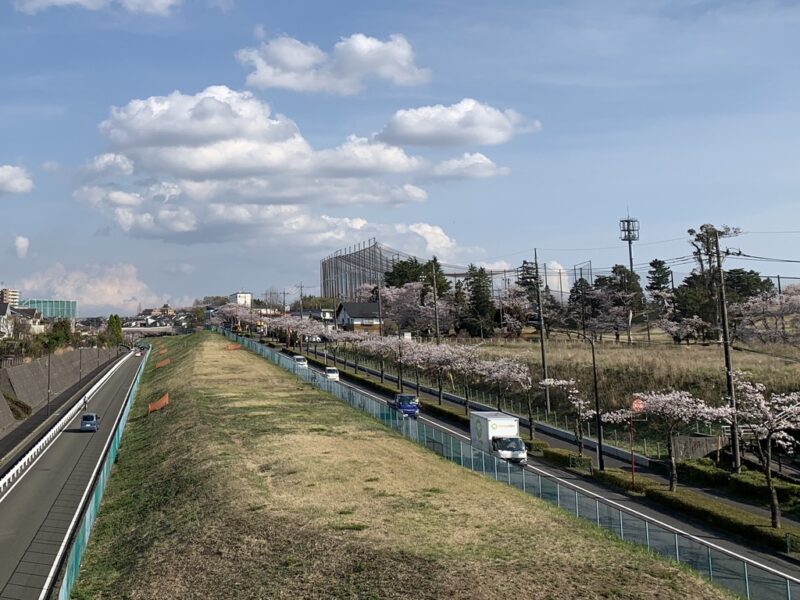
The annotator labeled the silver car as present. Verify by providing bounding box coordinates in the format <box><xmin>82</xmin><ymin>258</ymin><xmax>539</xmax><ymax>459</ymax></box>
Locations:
<box><xmin>80</xmin><ymin>412</ymin><xmax>99</xmax><ymax>432</ymax></box>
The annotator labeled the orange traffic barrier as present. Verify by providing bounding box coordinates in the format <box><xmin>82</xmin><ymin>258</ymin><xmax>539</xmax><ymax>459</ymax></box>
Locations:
<box><xmin>155</xmin><ymin>358</ymin><xmax>171</xmax><ymax>369</ymax></box>
<box><xmin>148</xmin><ymin>393</ymin><xmax>170</xmax><ymax>414</ymax></box>
<box><xmin>158</xmin><ymin>349</ymin><xmax>167</xmax><ymax>355</ymax></box>
<box><xmin>225</xmin><ymin>344</ymin><xmax>241</xmax><ymax>351</ymax></box>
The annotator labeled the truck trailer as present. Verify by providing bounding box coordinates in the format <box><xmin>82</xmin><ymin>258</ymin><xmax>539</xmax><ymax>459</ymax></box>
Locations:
<box><xmin>469</xmin><ymin>411</ymin><xmax>527</xmax><ymax>465</ymax></box>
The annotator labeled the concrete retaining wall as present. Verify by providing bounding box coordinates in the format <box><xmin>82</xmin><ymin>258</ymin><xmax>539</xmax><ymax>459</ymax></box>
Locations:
<box><xmin>0</xmin><ymin>348</ymin><xmax>117</xmax><ymax>434</ymax></box>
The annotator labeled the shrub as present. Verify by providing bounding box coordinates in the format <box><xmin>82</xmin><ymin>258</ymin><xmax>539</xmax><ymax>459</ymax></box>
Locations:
<box><xmin>542</xmin><ymin>448</ymin><xmax>592</xmax><ymax>471</ymax></box>
<box><xmin>645</xmin><ymin>487</ymin><xmax>793</xmax><ymax>552</ymax></box>
<box><xmin>419</xmin><ymin>402</ymin><xmax>470</xmax><ymax>428</ymax></box>
<box><xmin>678</xmin><ymin>459</ymin><xmax>800</xmax><ymax>505</ymax></box>
<box><xmin>591</xmin><ymin>468</ymin><xmax>659</xmax><ymax>494</ymax></box>
<box><xmin>526</xmin><ymin>439</ymin><xmax>550</xmax><ymax>454</ymax></box>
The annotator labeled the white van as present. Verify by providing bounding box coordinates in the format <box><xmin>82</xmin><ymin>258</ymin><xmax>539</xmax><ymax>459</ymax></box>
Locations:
<box><xmin>324</xmin><ymin>367</ymin><xmax>339</xmax><ymax>381</ymax></box>
<box><xmin>293</xmin><ymin>356</ymin><xmax>308</xmax><ymax>368</ymax></box>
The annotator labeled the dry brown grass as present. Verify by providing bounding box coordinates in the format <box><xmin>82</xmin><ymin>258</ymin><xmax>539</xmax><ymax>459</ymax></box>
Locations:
<box><xmin>72</xmin><ymin>333</ymin><xmax>733</xmax><ymax>599</ymax></box>
<box><xmin>478</xmin><ymin>335</ymin><xmax>800</xmax><ymax>409</ymax></box>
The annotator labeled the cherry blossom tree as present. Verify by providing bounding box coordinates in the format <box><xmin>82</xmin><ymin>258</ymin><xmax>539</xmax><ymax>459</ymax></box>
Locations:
<box><xmin>604</xmin><ymin>391</ymin><xmax>730</xmax><ymax>491</ymax></box>
<box><xmin>734</xmin><ymin>372</ymin><xmax>800</xmax><ymax>528</ymax></box>
<box><xmin>541</xmin><ymin>378</ymin><xmax>595</xmax><ymax>457</ymax></box>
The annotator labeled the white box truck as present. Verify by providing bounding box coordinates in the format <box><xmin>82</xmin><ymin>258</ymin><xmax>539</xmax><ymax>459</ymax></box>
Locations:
<box><xmin>469</xmin><ymin>411</ymin><xmax>527</xmax><ymax>466</ymax></box>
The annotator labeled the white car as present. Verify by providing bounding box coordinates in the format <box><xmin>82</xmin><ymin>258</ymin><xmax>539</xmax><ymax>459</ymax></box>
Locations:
<box><xmin>323</xmin><ymin>367</ymin><xmax>339</xmax><ymax>381</ymax></box>
<box><xmin>293</xmin><ymin>356</ymin><xmax>308</xmax><ymax>368</ymax></box>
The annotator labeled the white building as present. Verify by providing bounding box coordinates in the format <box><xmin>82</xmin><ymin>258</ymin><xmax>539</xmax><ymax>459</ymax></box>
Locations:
<box><xmin>0</xmin><ymin>289</ymin><xmax>20</xmax><ymax>306</ymax></box>
<box><xmin>229</xmin><ymin>292</ymin><xmax>252</xmax><ymax>308</ymax></box>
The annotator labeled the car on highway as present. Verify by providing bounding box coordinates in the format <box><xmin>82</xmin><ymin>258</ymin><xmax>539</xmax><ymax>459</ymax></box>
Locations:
<box><xmin>80</xmin><ymin>412</ymin><xmax>99</xmax><ymax>432</ymax></box>
<box><xmin>293</xmin><ymin>356</ymin><xmax>308</xmax><ymax>368</ymax></box>
<box><xmin>134</xmin><ymin>349</ymin><xmax>142</xmax><ymax>357</ymax></box>
<box><xmin>323</xmin><ymin>367</ymin><xmax>339</xmax><ymax>381</ymax></box>
<box><xmin>388</xmin><ymin>393</ymin><xmax>420</xmax><ymax>419</ymax></box>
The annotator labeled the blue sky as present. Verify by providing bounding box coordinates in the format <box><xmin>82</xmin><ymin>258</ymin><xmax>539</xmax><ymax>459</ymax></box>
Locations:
<box><xmin>2</xmin><ymin>0</ymin><xmax>800</xmax><ymax>315</ymax></box>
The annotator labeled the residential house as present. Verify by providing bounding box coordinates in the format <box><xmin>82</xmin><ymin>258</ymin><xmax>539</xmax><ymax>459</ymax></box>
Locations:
<box><xmin>335</xmin><ymin>302</ymin><xmax>383</xmax><ymax>333</ymax></box>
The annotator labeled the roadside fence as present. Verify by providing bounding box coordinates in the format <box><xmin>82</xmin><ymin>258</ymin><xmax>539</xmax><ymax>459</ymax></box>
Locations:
<box><xmin>216</xmin><ymin>328</ymin><xmax>800</xmax><ymax>600</ymax></box>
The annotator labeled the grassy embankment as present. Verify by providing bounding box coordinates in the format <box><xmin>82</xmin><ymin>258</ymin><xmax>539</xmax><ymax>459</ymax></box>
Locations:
<box><xmin>72</xmin><ymin>332</ymin><xmax>732</xmax><ymax>599</ymax></box>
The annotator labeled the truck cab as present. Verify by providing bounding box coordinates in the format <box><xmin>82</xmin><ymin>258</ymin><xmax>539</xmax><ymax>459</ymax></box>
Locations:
<box><xmin>389</xmin><ymin>393</ymin><xmax>420</xmax><ymax>419</ymax></box>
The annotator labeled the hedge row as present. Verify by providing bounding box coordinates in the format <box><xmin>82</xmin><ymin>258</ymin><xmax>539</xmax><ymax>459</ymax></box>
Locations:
<box><xmin>678</xmin><ymin>459</ymin><xmax>800</xmax><ymax>505</ymax></box>
<box><xmin>645</xmin><ymin>487</ymin><xmax>794</xmax><ymax>552</ymax></box>
<box><xmin>585</xmin><ymin>466</ymin><xmax>800</xmax><ymax>552</ymax></box>
<box><xmin>542</xmin><ymin>447</ymin><xmax>593</xmax><ymax>471</ymax></box>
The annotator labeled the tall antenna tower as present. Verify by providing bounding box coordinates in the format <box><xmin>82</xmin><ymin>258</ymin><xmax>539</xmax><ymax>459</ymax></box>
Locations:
<box><xmin>619</xmin><ymin>215</ymin><xmax>640</xmax><ymax>274</ymax></box>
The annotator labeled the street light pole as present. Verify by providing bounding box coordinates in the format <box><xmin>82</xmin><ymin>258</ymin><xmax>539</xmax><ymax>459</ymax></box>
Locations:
<box><xmin>553</xmin><ymin>328</ymin><xmax>605</xmax><ymax>471</ymax></box>
<box><xmin>47</xmin><ymin>347</ymin><xmax>52</xmax><ymax>417</ymax></box>
<box><xmin>534</xmin><ymin>249</ymin><xmax>550</xmax><ymax>414</ymax></box>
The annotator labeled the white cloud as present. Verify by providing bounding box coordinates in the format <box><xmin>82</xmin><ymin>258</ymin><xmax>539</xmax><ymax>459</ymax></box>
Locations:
<box><xmin>88</xmin><ymin>153</ymin><xmax>134</xmax><ymax>176</ymax></box>
<box><xmin>237</xmin><ymin>33</ymin><xmax>430</xmax><ymax>95</ymax></box>
<box><xmin>41</xmin><ymin>160</ymin><xmax>61</xmax><ymax>172</ymax></box>
<box><xmin>0</xmin><ymin>165</ymin><xmax>34</xmax><ymax>195</ymax></box>
<box><xmin>432</xmin><ymin>153</ymin><xmax>510</xmax><ymax>178</ymax></box>
<box><xmin>404</xmin><ymin>223</ymin><xmax>458</xmax><ymax>257</ymax></box>
<box><xmin>253</xmin><ymin>23</ymin><xmax>265</xmax><ymax>40</ymax></box>
<box><xmin>13</xmin><ymin>0</ymin><xmax>179</xmax><ymax>14</ymax></box>
<box><xmin>14</xmin><ymin>236</ymin><xmax>30</xmax><ymax>259</ymax></box>
<box><xmin>74</xmin><ymin>185</ymin><xmax>144</xmax><ymax>207</ymax></box>
<box><xmin>13</xmin><ymin>0</ymin><xmax>106</xmax><ymax>13</ymax></box>
<box><xmin>545</xmin><ymin>261</ymin><xmax>570</xmax><ymax>302</ymax></box>
<box><xmin>21</xmin><ymin>263</ymin><xmax>174</xmax><ymax>314</ymax></box>
<box><xmin>378</xmin><ymin>98</ymin><xmax>538</xmax><ymax>146</ymax></box>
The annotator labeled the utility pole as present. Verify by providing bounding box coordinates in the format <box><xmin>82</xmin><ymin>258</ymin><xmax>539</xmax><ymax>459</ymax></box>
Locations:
<box><xmin>534</xmin><ymin>249</ymin><xmax>550</xmax><ymax>414</ymax></box>
<box><xmin>283</xmin><ymin>289</ymin><xmax>287</xmax><ymax>315</ymax></box>
<box><xmin>299</xmin><ymin>282</ymin><xmax>304</xmax><ymax>319</ymax></box>
<box><xmin>716</xmin><ymin>230</ymin><xmax>741</xmax><ymax>472</ymax></box>
<box><xmin>47</xmin><ymin>347</ymin><xmax>52</xmax><ymax>416</ymax></box>
<box><xmin>619</xmin><ymin>216</ymin><xmax>640</xmax><ymax>344</ymax></box>
<box><xmin>431</xmin><ymin>261</ymin><xmax>441</xmax><ymax>344</ymax></box>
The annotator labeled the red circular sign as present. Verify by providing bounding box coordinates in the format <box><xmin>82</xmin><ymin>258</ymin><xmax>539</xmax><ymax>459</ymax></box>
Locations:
<box><xmin>631</xmin><ymin>397</ymin><xmax>645</xmax><ymax>413</ymax></box>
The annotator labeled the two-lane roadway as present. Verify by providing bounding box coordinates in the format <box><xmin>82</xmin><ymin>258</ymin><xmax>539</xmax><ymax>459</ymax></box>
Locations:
<box><xmin>0</xmin><ymin>353</ymin><xmax>143</xmax><ymax>600</ymax></box>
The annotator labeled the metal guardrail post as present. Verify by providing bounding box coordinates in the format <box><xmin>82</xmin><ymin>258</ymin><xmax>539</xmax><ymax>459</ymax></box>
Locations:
<box><xmin>675</xmin><ymin>533</ymin><xmax>680</xmax><ymax>562</ymax></box>
<box><xmin>595</xmin><ymin>500</ymin><xmax>600</xmax><ymax>526</ymax></box>
<box><xmin>744</xmin><ymin>562</ymin><xmax>750</xmax><ymax>599</ymax></box>
<box><xmin>575</xmin><ymin>490</ymin><xmax>579</xmax><ymax>517</ymax></box>
<box><xmin>645</xmin><ymin>521</ymin><xmax>650</xmax><ymax>550</ymax></box>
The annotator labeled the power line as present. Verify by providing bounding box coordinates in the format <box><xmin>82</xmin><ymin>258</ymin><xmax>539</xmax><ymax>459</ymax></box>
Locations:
<box><xmin>729</xmin><ymin>252</ymin><xmax>800</xmax><ymax>264</ymax></box>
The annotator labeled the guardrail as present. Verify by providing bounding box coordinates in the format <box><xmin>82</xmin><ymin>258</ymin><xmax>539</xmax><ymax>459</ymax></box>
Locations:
<box><xmin>0</xmin><ymin>351</ymin><xmax>135</xmax><ymax>501</ymax></box>
<box><xmin>47</xmin><ymin>345</ymin><xmax>150</xmax><ymax>599</ymax></box>
<box><xmin>217</xmin><ymin>328</ymin><xmax>800</xmax><ymax>600</ymax></box>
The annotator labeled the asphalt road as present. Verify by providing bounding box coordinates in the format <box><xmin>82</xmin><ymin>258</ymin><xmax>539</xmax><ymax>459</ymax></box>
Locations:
<box><xmin>0</xmin><ymin>354</ymin><xmax>142</xmax><ymax>600</ymax></box>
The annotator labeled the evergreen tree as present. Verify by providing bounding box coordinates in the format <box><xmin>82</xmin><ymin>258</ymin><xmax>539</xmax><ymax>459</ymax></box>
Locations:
<box><xmin>463</xmin><ymin>264</ymin><xmax>494</xmax><ymax>337</ymax></box>
<box><xmin>106</xmin><ymin>314</ymin><xmax>123</xmax><ymax>345</ymax></box>
<box><xmin>385</xmin><ymin>256</ymin><xmax>450</xmax><ymax>296</ymax></box>
<box><xmin>646</xmin><ymin>259</ymin><xmax>672</xmax><ymax>293</ymax></box>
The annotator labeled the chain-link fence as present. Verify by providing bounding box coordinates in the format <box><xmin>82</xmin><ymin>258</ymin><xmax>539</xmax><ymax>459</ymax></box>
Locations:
<box><xmin>217</xmin><ymin>328</ymin><xmax>800</xmax><ymax>599</ymax></box>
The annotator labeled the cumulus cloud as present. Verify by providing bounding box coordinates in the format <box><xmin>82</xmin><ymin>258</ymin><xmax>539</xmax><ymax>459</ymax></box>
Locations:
<box><xmin>21</xmin><ymin>263</ymin><xmax>175</xmax><ymax>314</ymax></box>
<box><xmin>13</xmin><ymin>0</ymin><xmax>180</xmax><ymax>14</ymax></box>
<box><xmin>14</xmin><ymin>236</ymin><xmax>30</xmax><ymax>259</ymax></box>
<box><xmin>237</xmin><ymin>33</ymin><xmax>430</xmax><ymax>95</ymax></box>
<box><xmin>74</xmin><ymin>185</ymin><xmax>144</xmax><ymax>207</ymax></box>
<box><xmin>378</xmin><ymin>98</ymin><xmax>539</xmax><ymax>146</ymax></box>
<box><xmin>88</xmin><ymin>153</ymin><xmax>134</xmax><ymax>176</ymax></box>
<box><xmin>0</xmin><ymin>165</ymin><xmax>34</xmax><ymax>195</ymax></box>
<box><xmin>432</xmin><ymin>153</ymin><xmax>510</xmax><ymax>178</ymax></box>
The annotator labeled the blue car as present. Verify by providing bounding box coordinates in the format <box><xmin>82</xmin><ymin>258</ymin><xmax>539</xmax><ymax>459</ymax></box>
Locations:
<box><xmin>390</xmin><ymin>393</ymin><xmax>420</xmax><ymax>419</ymax></box>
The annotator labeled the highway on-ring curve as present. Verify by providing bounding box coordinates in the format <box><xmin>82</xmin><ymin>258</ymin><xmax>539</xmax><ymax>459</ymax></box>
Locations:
<box><xmin>0</xmin><ymin>353</ymin><xmax>143</xmax><ymax>600</ymax></box>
